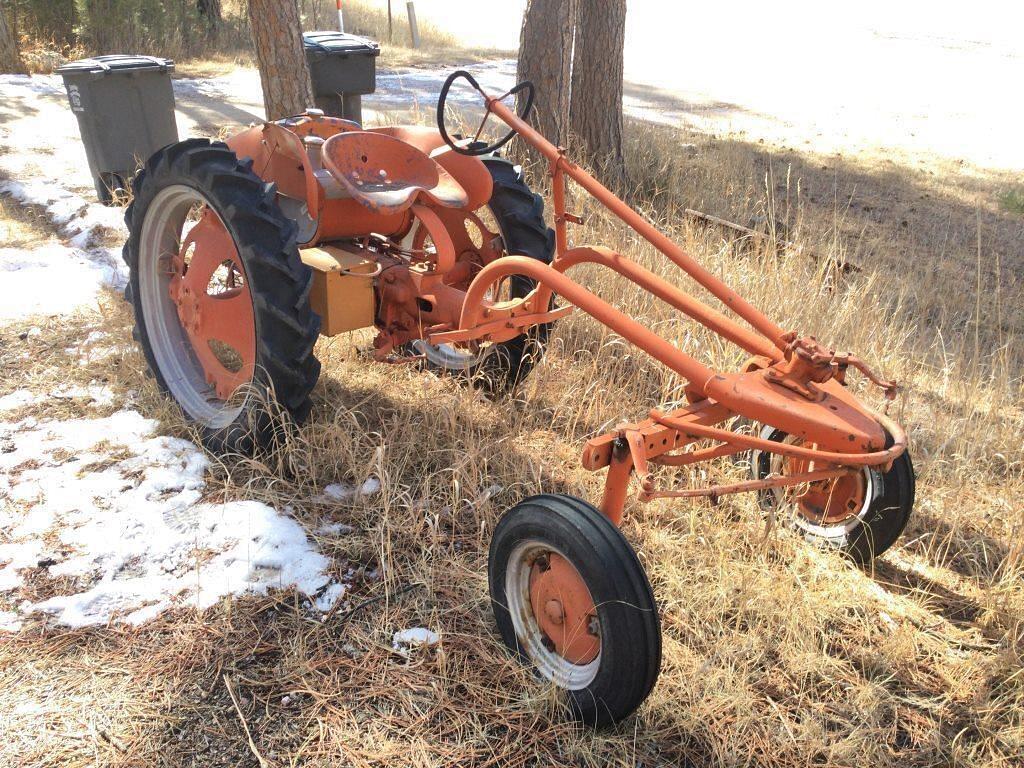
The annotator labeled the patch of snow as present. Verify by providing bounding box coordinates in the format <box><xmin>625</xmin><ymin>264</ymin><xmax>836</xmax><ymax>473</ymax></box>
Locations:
<box><xmin>48</xmin><ymin>382</ymin><xmax>118</xmax><ymax>407</ymax></box>
<box><xmin>392</xmin><ymin>627</ymin><xmax>440</xmax><ymax>653</ymax></box>
<box><xmin>0</xmin><ymin>410</ymin><xmax>335</xmax><ymax>630</ymax></box>
<box><xmin>320</xmin><ymin>478</ymin><xmax>381</xmax><ymax>503</ymax></box>
<box><xmin>0</xmin><ymin>610</ymin><xmax>22</xmax><ymax>632</ymax></box>
<box><xmin>313</xmin><ymin>582</ymin><xmax>347</xmax><ymax>613</ymax></box>
<box><xmin>0</xmin><ymin>241</ymin><xmax>121</xmax><ymax>321</ymax></box>
<box><xmin>0</xmin><ymin>390</ymin><xmax>37</xmax><ymax>412</ymax></box>
<box><xmin>0</xmin><ymin>539</ymin><xmax>45</xmax><ymax>591</ymax></box>
<box><xmin>0</xmin><ymin>76</ymin><xmax>130</xmax><ymax>322</ymax></box>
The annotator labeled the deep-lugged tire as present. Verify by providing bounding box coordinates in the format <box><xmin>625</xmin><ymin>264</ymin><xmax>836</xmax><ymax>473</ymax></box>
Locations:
<box><xmin>753</xmin><ymin>428</ymin><xmax>915</xmax><ymax>562</ymax></box>
<box><xmin>415</xmin><ymin>157</ymin><xmax>555</xmax><ymax>392</ymax></box>
<box><xmin>489</xmin><ymin>494</ymin><xmax>661</xmax><ymax>726</ymax></box>
<box><xmin>123</xmin><ymin>138</ymin><xmax>321</xmax><ymax>454</ymax></box>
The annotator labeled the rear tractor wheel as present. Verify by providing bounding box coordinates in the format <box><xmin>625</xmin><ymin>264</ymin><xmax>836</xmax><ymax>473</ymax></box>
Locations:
<box><xmin>488</xmin><ymin>494</ymin><xmax>661</xmax><ymax>726</ymax></box>
<box><xmin>123</xmin><ymin>139</ymin><xmax>321</xmax><ymax>453</ymax></box>
<box><xmin>407</xmin><ymin>157</ymin><xmax>555</xmax><ymax>392</ymax></box>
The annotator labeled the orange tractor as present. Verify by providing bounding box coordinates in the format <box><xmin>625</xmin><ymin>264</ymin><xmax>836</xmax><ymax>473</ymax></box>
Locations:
<box><xmin>124</xmin><ymin>71</ymin><xmax>914</xmax><ymax>725</ymax></box>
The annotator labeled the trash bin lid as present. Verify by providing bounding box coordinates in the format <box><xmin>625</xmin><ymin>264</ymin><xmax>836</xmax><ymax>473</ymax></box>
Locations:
<box><xmin>303</xmin><ymin>32</ymin><xmax>380</xmax><ymax>57</ymax></box>
<box><xmin>56</xmin><ymin>54</ymin><xmax>175</xmax><ymax>75</ymax></box>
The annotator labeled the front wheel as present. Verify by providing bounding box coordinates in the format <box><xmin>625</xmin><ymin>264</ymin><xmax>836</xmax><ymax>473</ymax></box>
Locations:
<box><xmin>752</xmin><ymin>427</ymin><xmax>915</xmax><ymax>562</ymax></box>
<box><xmin>488</xmin><ymin>494</ymin><xmax>661</xmax><ymax>726</ymax></box>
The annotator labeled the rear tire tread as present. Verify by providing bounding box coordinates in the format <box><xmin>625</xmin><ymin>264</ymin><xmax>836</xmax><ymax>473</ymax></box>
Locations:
<box><xmin>123</xmin><ymin>139</ymin><xmax>321</xmax><ymax>453</ymax></box>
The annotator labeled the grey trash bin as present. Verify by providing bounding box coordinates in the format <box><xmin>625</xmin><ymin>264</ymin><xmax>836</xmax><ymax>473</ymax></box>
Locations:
<box><xmin>56</xmin><ymin>55</ymin><xmax>179</xmax><ymax>205</ymax></box>
<box><xmin>303</xmin><ymin>32</ymin><xmax>380</xmax><ymax>125</ymax></box>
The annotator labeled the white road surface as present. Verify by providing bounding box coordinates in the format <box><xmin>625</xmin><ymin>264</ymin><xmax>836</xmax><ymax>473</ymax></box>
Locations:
<box><xmin>365</xmin><ymin>0</ymin><xmax>1024</xmax><ymax>170</ymax></box>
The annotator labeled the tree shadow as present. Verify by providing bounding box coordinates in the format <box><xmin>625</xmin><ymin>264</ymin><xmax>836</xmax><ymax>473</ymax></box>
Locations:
<box><xmin>172</xmin><ymin>95</ymin><xmax>263</xmax><ymax>137</ymax></box>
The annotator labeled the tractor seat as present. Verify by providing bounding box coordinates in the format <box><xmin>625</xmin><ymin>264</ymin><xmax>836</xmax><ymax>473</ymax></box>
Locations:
<box><xmin>321</xmin><ymin>131</ymin><xmax>468</xmax><ymax>215</ymax></box>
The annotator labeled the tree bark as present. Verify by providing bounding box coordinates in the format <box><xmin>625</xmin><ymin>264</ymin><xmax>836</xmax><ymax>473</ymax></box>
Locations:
<box><xmin>248</xmin><ymin>0</ymin><xmax>314</xmax><ymax>121</ymax></box>
<box><xmin>0</xmin><ymin>1</ymin><xmax>23</xmax><ymax>74</ymax></box>
<box><xmin>569</xmin><ymin>0</ymin><xmax>626</xmax><ymax>188</ymax></box>
<box><xmin>197</xmin><ymin>0</ymin><xmax>222</xmax><ymax>38</ymax></box>
<box><xmin>517</xmin><ymin>0</ymin><xmax>576</xmax><ymax>155</ymax></box>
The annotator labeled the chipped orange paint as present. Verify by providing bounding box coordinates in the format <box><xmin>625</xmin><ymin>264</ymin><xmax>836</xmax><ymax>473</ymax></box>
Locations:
<box><xmin>168</xmin><ymin>208</ymin><xmax>256</xmax><ymax>400</ymax></box>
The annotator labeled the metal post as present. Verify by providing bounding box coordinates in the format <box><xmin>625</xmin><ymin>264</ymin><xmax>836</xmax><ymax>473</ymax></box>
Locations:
<box><xmin>336</xmin><ymin>0</ymin><xmax>345</xmax><ymax>33</ymax></box>
<box><xmin>387</xmin><ymin>0</ymin><xmax>393</xmax><ymax>42</ymax></box>
<box><xmin>406</xmin><ymin>1</ymin><xmax>420</xmax><ymax>48</ymax></box>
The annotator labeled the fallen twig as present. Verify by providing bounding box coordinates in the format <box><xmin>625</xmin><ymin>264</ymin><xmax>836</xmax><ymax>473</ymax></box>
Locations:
<box><xmin>223</xmin><ymin>674</ymin><xmax>273</xmax><ymax>768</ymax></box>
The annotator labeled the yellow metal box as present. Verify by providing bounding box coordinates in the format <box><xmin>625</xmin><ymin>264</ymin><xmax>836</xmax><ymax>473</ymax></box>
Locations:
<box><xmin>300</xmin><ymin>245</ymin><xmax>377</xmax><ymax>336</ymax></box>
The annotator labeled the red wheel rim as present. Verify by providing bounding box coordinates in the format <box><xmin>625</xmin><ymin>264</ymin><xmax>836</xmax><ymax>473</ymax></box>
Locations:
<box><xmin>783</xmin><ymin>452</ymin><xmax>868</xmax><ymax>525</ymax></box>
<box><xmin>167</xmin><ymin>208</ymin><xmax>256</xmax><ymax>401</ymax></box>
<box><xmin>528</xmin><ymin>552</ymin><xmax>600</xmax><ymax>665</ymax></box>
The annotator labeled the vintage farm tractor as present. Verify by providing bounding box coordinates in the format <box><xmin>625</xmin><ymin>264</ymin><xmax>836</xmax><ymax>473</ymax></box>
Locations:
<box><xmin>123</xmin><ymin>71</ymin><xmax>914</xmax><ymax>725</ymax></box>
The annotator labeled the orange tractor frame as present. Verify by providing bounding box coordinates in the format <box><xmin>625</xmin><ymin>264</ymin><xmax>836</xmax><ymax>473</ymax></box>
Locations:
<box><xmin>123</xmin><ymin>71</ymin><xmax>914</xmax><ymax>725</ymax></box>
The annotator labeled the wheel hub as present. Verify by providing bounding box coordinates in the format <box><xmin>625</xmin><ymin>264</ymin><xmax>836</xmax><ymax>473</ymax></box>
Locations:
<box><xmin>784</xmin><ymin>453</ymin><xmax>868</xmax><ymax>525</ymax></box>
<box><xmin>167</xmin><ymin>208</ymin><xmax>257</xmax><ymax>401</ymax></box>
<box><xmin>528</xmin><ymin>552</ymin><xmax>600</xmax><ymax>665</ymax></box>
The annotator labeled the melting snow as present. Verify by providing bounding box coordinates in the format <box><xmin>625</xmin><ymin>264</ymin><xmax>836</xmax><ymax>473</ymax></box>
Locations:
<box><xmin>320</xmin><ymin>478</ymin><xmax>381</xmax><ymax>502</ymax></box>
<box><xmin>392</xmin><ymin>627</ymin><xmax>440</xmax><ymax>653</ymax></box>
<box><xmin>316</xmin><ymin>521</ymin><xmax>356</xmax><ymax>536</ymax></box>
<box><xmin>0</xmin><ymin>410</ymin><xmax>343</xmax><ymax>629</ymax></box>
<box><xmin>0</xmin><ymin>390</ymin><xmax>37</xmax><ymax>412</ymax></box>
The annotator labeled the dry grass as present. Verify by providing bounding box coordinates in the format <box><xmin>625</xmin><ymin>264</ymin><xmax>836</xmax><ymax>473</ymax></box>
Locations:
<box><xmin>1</xmin><ymin>113</ymin><xmax>1023</xmax><ymax>767</ymax></box>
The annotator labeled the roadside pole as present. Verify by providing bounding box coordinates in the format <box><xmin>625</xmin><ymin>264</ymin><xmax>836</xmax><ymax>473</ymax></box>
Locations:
<box><xmin>406</xmin><ymin>1</ymin><xmax>420</xmax><ymax>48</ymax></box>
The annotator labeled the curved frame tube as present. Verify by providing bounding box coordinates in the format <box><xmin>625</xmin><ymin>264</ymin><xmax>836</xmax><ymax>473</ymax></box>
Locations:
<box><xmin>552</xmin><ymin>246</ymin><xmax>779</xmax><ymax>361</ymax></box>
<box><xmin>649</xmin><ymin>408</ymin><xmax>907</xmax><ymax>469</ymax></box>
<box><xmin>458</xmin><ymin>255</ymin><xmax>717</xmax><ymax>391</ymax></box>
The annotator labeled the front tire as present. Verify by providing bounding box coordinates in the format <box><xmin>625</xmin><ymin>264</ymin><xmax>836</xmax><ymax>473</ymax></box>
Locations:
<box><xmin>489</xmin><ymin>494</ymin><xmax>661</xmax><ymax>726</ymax></box>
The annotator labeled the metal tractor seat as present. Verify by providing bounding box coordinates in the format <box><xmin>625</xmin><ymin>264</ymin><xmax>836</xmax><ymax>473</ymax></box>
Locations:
<box><xmin>321</xmin><ymin>131</ymin><xmax>468</xmax><ymax>215</ymax></box>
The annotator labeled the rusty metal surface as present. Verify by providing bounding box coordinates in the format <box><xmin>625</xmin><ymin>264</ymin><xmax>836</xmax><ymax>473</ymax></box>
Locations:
<box><xmin>168</xmin><ymin>208</ymin><xmax>256</xmax><ymax>400</ymax></box>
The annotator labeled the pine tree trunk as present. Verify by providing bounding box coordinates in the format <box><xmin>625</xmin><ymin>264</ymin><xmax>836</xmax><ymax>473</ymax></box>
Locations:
<box><xmin>517</xmin><ymin>0</ymin><xmax>576</xmax><ymax>157</ymax></box>
<box><xmin>248</xmin><ymin>0</ymin><xmax>314</xmax><ymax>121</ymax></box>
<box><xmin>0</xmin><ymin>1</ymin><xmax>23</xmax><ymax>74</ymax></box>
<box><xmin>197</xmin><ymin>0</ymin><xmax>222</xmax><ymax>38</ymax></box>
<box><xmin>569</xmin><ymin>0</ymin><xmax>626</xmax><ymax>189</ymax></box>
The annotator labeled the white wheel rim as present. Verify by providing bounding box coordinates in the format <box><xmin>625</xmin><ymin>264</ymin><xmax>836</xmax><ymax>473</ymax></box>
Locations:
<box><xmin>505</xmin><ymin>540</ymin><xmax>601</xmax><ymax>691</ymax></box>
<box><xmin>138</xmin><ymin>185</ymin><xmax>249</xmax><ymax>429</ymax></box>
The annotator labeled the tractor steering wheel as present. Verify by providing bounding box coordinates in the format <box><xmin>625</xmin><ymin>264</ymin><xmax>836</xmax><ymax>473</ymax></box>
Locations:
<box><xmin>437</xmin><ymin>70</ymin><xmax>535</xmax><ymax>156</ymax></box>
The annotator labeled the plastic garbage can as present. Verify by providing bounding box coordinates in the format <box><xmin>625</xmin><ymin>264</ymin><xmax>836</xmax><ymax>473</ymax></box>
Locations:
<box><xmin>56</xmin><ymin>55</ymin><xmax>179</xmax><ymax>204</ymax></box>
<box><xmin>303</xmin><ymin>32</ymin><xmax>380</xmax><ymax>125</ymax></box>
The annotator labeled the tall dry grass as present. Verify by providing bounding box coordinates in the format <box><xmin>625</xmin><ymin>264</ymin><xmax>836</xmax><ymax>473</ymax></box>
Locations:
<box><xmin>1</xmin><ymin>106</ymin><xmax>1022</xmax><ymax>766</ymax></box>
